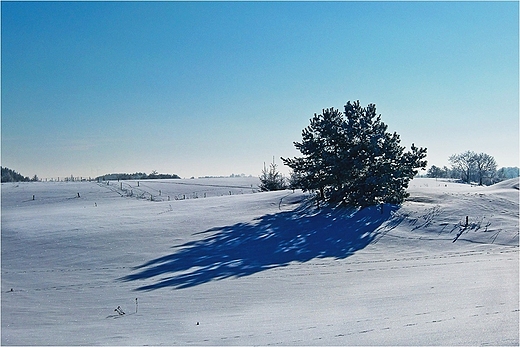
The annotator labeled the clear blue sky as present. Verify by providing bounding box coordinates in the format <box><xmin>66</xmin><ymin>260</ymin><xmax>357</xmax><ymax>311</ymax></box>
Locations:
<box><xmin>2</xmin><ymin>1</ymin><xmax>518</xmax><ymax>179</ymax></box>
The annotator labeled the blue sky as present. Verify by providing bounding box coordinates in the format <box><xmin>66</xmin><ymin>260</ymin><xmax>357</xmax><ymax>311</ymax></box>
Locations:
<box><xmin>2</xmin><ymin>1</ymin><xmax>518</xmax><ymax>179</ymax></box>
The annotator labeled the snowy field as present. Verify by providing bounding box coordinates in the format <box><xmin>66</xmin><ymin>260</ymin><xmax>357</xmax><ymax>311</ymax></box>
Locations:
<box><xmin>1</xmin><ymin>177</ymin><xmax>518</xmax><ymax>345</ymax></box>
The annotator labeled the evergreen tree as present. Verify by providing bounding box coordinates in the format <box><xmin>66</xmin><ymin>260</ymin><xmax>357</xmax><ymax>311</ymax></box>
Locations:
<box><xmin>287</xmin><ymin>170</ymin><xmax>304</xmax><ymax>191</ymax></box>
<box><xmin>282</xmin><ymin>101</ymin><xmax>427</xmax><ymax>207</ymax></box>
<box><xmin>1</xmin><ymin>167</ymin><xmax>31</xmax><ymax>182</ymax></box>
<box><xmin>259</xmin><ymin>160</ymin><xmax>286</xmax><ymax>191</ymax></box>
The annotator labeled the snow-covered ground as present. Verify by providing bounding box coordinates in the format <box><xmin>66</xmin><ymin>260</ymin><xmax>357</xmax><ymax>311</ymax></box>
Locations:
<box><xmin>1</xmin><ymin>177</ymin><xmax>518</xmax><ymax>345</ymax></box>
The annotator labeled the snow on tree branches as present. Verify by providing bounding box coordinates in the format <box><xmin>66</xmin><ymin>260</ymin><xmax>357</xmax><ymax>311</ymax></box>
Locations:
<box><xmin>282</xmin><ymin>100</ymin><xmax>427</xmax><ymax>207</ymax></box>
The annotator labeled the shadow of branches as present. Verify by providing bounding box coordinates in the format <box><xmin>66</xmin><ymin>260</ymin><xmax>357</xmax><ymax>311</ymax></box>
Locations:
<box><xmin>120</xmin><ymin>201</ymin><xmax>399</xmax><ymax>290</ymax></box>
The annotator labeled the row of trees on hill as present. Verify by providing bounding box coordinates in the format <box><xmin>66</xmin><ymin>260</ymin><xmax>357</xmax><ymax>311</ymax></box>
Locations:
<box><xmin>1</xmin><ymin>167</ymin><xmax>38</xmax><ymax>183</ymax></box>
<box><xmin>260</xmin><ymin>101</ymin><xmax>427</xmax><ymax>207</ymax></box>
<box><xmin>1</xmin><ymin>167</ymin><xmax>183</xmax><ymax>183</ymax></box>
<box><xmin>427</xmin><ymin>151</ymin><xmax>518</xmax><ymax>185</ymax></box>
<box><xmin>96</xmin><ymin>170</ymin><xmax>180</xmax><ymax>181</ymax></box>
<box><xmin>497</xmin><ymin>167</ymin><xmax>520</xmax><ymax>179</ymax></box>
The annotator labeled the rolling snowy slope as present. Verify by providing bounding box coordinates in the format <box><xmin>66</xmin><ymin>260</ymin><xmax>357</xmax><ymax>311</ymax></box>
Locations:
<box><xmin>1</xmin><ymin>177</ymin><xmax>518</xmax><ymax>345</ymax></box>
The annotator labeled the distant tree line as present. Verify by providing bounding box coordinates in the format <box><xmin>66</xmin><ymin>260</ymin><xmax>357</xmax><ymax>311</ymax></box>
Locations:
<box><xmin>427</xmin><ymin>150</ymin><xmax>518</xmax><ymax>185</ymax></box>
<box><xmin>497</xmin><ymin>167</ymin><xmax>520</xmax><ymax>179</ymax></box>
<box><xmin>96</xmin><ymin>170</ymin><xmax>180</xmax><ymax>181</ymax></box>
<box><xmin>1</xmin><ymin>167</ymin><xmax>38</xmax><ymax>183</ymax></box>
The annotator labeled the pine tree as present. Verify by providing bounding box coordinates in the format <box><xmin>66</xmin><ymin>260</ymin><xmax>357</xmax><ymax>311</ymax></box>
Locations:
<box><xmin>282</xmin><ymin>101</ymin><xmax>427</xmax><ymax>207</ymax></box>
<box><xmin>1</xmin><ymin>167</ymin><xmax>31</xmax><ymax>183</ymax></box>
<box><xmin>259</xmin><ymin>160</ymin><xmax>287</xmax><ymax>191</ymax></box>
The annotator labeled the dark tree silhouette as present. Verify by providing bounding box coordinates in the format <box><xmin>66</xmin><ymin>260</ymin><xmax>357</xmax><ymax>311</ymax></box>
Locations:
<box><xmin>282</xmin><ymin>101</ymin><xmax>427</xmax><ymax>207</ymax></box>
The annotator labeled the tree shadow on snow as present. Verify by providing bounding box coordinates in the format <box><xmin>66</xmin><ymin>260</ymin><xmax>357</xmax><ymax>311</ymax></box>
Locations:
<box><xmin>120</xmin><ymin>201</ymin><xmax>399</xmax><ymax>290</ymax></box>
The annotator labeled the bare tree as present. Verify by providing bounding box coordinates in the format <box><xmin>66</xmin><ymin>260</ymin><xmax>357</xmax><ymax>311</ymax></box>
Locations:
<box><xmin>474</xmin><ymin>152</ymin><xmax>497</xmax><ymax>185</ymax></box>
<box><xmin>449</xmin><ymin>151</ymin><xmax>497</xmax><ymax>185</ymax></box>
<box><xmin>449</xmin><ymin>151</ymin><xmax>476</xmax><ymax>184</ymax></box>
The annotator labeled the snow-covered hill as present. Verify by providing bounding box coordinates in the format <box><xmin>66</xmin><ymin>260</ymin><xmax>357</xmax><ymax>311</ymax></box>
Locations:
<box><xmin>1</xmin><ymin>177</ymin><xmax>518</xmax><ymax>345</ymax></box>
